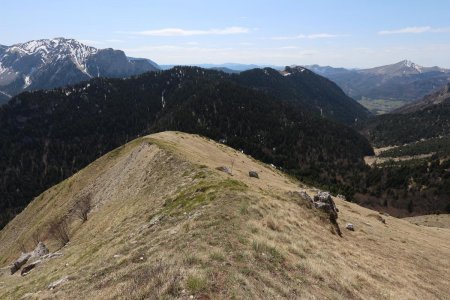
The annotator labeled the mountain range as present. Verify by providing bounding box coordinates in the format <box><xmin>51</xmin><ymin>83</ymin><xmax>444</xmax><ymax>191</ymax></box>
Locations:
<box><xmin>0</xmin><ymin>66</ymin><xmax>372</xmax><ymax>228</ymax></box>
<box><xmin>307</xmin><ymin>60</ymin><xmax>450</xmax><ymax>105</ymax></box>
<box><xmin>0</xmin><ymin>37</ymin><xmax>448</xmax><ymax>230</ymax></box>
<box><xmin>0</xmin><ymin>38</ymin><xmax>159</xmax><ymax>104</ymax></box>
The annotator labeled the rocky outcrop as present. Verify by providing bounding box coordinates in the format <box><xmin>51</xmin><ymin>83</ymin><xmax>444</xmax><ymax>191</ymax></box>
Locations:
<box><xmin>313</xmin><ymin>191</ymin><xmax>339</xmax><ymax>216</ymax></box>
<box><xmin>10</xmin><ymin>253</ymin><xmax>31</xmax><ymax>275</ymax></box>
<box><xmin>32</xmin><ymin>242</ymin><xmax>49</xmax><ymax>257</ymax></box>
<box><xmin>10</xmin><ymin>242</ymin><xmax>51</xmax><ymax>275</ymax></box>
<box><xmin>313</xmin><ymin>191</ymin><xmax>341</xmax><ymax>236</ymax></box>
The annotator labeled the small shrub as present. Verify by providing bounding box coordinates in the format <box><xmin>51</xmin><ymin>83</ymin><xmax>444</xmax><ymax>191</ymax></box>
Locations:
<box><xmin>186</xmin><ymin>275</ymin><xmax>208</xmax><ymax>293</ymax></box>
<box><xmin>252</xmin><ymin>241</ymin><xmax>284</xmax><ymax>263</ymax></box>
<box><xmin>183</xmin><ymin>255</ymin><xmax>202</xmax><ymax>266</ymax></box>
<box><xmin>209</xmin><ymin>251</ymin><xmax>225</xmax><ymax>262</ymax></box>
<box><xmin>49</xmin><ymin>218</ymin><xmax>70</xmax><ymax>246</ymax></box>
<box><xmin>73</xmin><ymin>193</ymin><xmax>92</xmax><ymax>222</ymax></box>
<box><xmin>266</xmin><ymin>218</ymin><xmax>281</xmax><ymax>231</ymax></box>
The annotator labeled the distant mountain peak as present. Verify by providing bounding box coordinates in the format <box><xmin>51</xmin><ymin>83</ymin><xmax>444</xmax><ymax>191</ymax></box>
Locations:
<box><xmin>400</xmin><ymin>59</ymin><xmax>417</xmax><ymax>67</ymax></box>
<box><xmin>397</xmin><ymin>59</ymin><xmax>422</xmax><ymax>72</ymax></box>
<box><xmin>0</xmin><ymin>37</ymin><xmax>159</xmax><ymax>104</ymax></box>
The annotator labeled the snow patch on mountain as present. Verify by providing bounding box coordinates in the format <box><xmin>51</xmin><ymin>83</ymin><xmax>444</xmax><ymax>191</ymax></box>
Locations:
<box><xmin>0</xmin><ymin>89</ymin><xmax>11</xmax><ymax>98</ymax></box>
<box><xmin>23</xmin><ymin>75</ymin><xmax>31</xmax><ymax>88</ymax></box>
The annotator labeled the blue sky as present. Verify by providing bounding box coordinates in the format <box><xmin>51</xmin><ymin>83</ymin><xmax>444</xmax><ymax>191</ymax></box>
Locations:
<box><xmin>3</xmin><ymin>0</ymin><xmax>450</xmax><ymax>67</ymax></box>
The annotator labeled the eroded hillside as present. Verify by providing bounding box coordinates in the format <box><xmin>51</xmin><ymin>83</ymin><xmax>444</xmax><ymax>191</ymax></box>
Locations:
<box><xmin>0</xmin><ymin>132</ymin><xmax>449</xmax><ymax>299</ymax></box>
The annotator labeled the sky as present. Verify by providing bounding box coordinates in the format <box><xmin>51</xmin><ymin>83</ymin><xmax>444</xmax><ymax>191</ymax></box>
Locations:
<box><xmin>2</xmin><ymin>0</ymin><xmax>450</xmax><ymax>68</ymax></box>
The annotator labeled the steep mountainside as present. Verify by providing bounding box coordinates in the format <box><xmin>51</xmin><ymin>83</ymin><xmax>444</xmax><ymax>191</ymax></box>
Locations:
<box><xmin>394</xmin><ymin>82</ymin><xmax>450</xmax><ymax>114</ymax></box>
<box><xmin>237</xmin><ymin>66</ymin><xmax>371</xmax><ymax>124</ymax></box>
<box><xmin>0</xmin><ymin>38</ymin><xmax>159</xmax><ymax>104</ymax></box>
<box><xmin>0</xmin><ymin>132</ymin><xmax>449</xmax><ymax>299</ymax></box>
<box><xmin>357</xmin><ymin>88</ymin><xmax>450</xmax><ymax>216</ymax></box>
<box><xmin>308</xmin><ymin>60</ymin><xmax>450</xmax><ymax>105</ymax></box>
<box><xmin>0</xmin><ymin>66</ymin><xmax>373</xmax><ymax>229</ymax></box>
<box><xmin>360</xmin><ymin>94</ymin><xmax>450</xmax><ymax>147</ymax></box>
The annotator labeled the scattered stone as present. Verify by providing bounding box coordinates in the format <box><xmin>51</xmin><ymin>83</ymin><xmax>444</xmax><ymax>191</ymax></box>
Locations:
<box><xmin>249</xmin><ymin>171</ymin><xmax>259</xmax><ymax>178</ymax></box>
<box><xmin>378</xmin><ymin>216</ymin><xmax>386</xmax><ymax>224</ymax></box>
<box><xmin>299</xmin><ymin>191</ymin><xmax>313</xmax><ymax>203</ymax></box>
<box><xmin>346</xmin><ymin>223</ymin><xmax>355</xmax><ymax>231</ymax></box>
<box><xmin>48</xmin><ymin>276</ymin><xmax>69</xmax><ymax>290</ymax></box>
<box><xmin>113</xmin><ymin>254</ymin><xmax>122</xmax><ymax>258</ymax></box>
<box><xmin>215</xmin><ymin>166</ymin><xmax>231</xmax><ymax>175</ymax></box>
<box><xmin>10</xmin><ymin>253</ymin><xmax>31</xmax><ymax>275</ymax></box>
<box><xmin>149</xmin><ymin>215</ymin><xmax>164</xmax><ymax>227</ymax></box>
<box><xmin>379</xmin><ymin>211</ymin><xmax>390</xmax><ymax>217</ymax></box>
<box><xmin>21</xmin><ymin>260</ymin><xmax>41</xmax><ymax>276</ymax></box>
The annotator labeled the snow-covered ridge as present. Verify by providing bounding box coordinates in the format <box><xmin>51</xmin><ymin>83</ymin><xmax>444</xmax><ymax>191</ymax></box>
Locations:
<box><xmin>0</xmin><ymin>38</ymin><xmax>158</xmax><ymax>103</ymax></box>
<box><xmin>7</xmin><ymin>38</ymin><xmax>98</xmax><ymax>75</ymax></box>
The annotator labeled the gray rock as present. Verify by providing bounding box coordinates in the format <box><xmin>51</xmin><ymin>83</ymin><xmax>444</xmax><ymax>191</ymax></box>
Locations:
<box><xmin>314</xmin><ymin>191</ymin><xmax>339</xmax><ymax>214</ymax></box>
<box><xmin>313</xmin><ymin>191</ymin><xmax>341</xmax><ymax>236</ymax></box>
<box><xmin>299</xmin><ymin>191</ymin><xmax>313</xmax><ymax>203</ymax></box>
<box><xmin>346</xmin><ymin>223</ymin><xmax>355</xmax><ymax>231</ymax></box>
<box><xmin>314</xmin><ymin>191</ymin><xmax>332</xmax><ymax>203</ymax></box>
<box><xmin>10</xmin><ymin>242</ymin><xmax>53</xmax><ymax>275</ymax></box>
<box><xmin>48</xmin><ymin>276</ymin><xmax>69</xmax><ymax>290</ymax></box>
<box><xmin>32</xmin><ymin>242</ymin><xmax>49</xmax><ymax>258</ymax></box>
<box><xmin>10</xmin><ymin>253</ymin><xmax>31</xmax><ymax>275</ymax></box>
<box><xmin>249</xmin><ymin>171</ymin><xmax>259</xmax><ymax>178</ymax></box>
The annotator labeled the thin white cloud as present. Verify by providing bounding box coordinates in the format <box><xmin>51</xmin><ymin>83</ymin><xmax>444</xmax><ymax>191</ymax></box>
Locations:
<box><xmin>378</xmin><ymin>26</ymin><xmax>450</xmax><ymax>35</ymax></box>
<box><xmin>132</xmin><ymin>26</ymin><xmax>250</xmax><ymax>36</ymax></box>
<box><xmin>105</xmin><ymin>39</ymin><xmax>124</xmax><ymax>43</ymax></box>
<box><xmin>123</xmin><ymin>44</ymin><xmax>317</xmax><ymax>64</ymax></box>
<box><xmin>271</xmin><ymin>33</ymin><xmax>343</xmax><ymax>40</ymax></box>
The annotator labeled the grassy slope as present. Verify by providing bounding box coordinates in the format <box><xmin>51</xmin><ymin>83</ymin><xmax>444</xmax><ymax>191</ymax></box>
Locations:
<box><xmin>404</xmin><ymin>214</ymin><xmax>450</xmax><ymax>229</ymax></box>
<box><xmin>357</xmin><ymin>98</ymin><xmax>408</xmax><ymax>115</ymax></box>
<box><xmin>0</xmin><ymin>131</ymin><xmax>449</xmax><ymax>299</ymax></box>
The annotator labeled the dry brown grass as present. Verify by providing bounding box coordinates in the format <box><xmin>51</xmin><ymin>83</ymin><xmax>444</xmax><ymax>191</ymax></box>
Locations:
<box><xmin>0</xmin><ymin>131</ymin><xmax>449</xmax><ymax>299</ymax></box>
<box><xmin>404</xmin><ymin>214</ymin><xmax>450</xmax><ymax>229</ymax></box>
